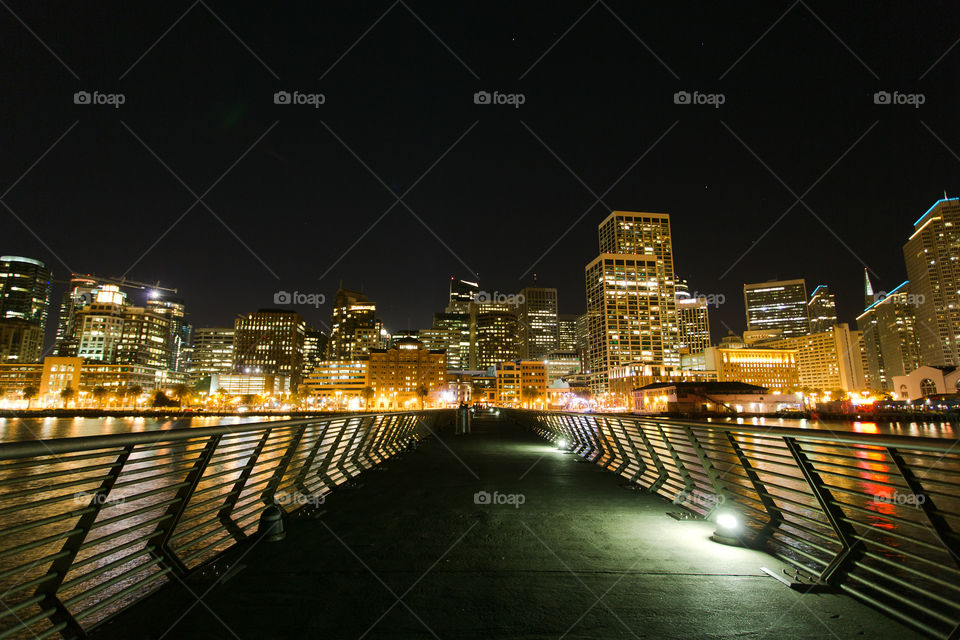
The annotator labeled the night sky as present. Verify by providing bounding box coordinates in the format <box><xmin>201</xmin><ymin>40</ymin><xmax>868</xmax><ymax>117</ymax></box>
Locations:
<box><xmin>2</xmin><ymin>1</ymin><xmax>958</xmax><ymax>344</ymax></box>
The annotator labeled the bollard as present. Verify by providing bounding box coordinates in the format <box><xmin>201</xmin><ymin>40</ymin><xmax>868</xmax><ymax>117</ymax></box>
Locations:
<box><xmin>258</xmin><ymin>505</ymin><xmax>286</xmax><ymax>542</ymax></box>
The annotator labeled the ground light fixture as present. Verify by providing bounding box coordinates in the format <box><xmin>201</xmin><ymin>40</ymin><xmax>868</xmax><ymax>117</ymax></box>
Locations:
<box><xmin>556</xmin><ymin>438</ymin><xmax>569</xmax><ymax>449</ymax></box>
<box><xmin>710</xmin><ymin>508</ymin><xmax>742</xmax><ymax>546</ymax></box>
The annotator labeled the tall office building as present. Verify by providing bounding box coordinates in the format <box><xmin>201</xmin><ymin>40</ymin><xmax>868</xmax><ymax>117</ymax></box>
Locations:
<box><xmin>574</xmin><ymin>313</ymin><xmax>592</xmax><ymax>374</ymax></box>
<box><xmin>420</xmin><ymin>327</ymin><xmax>461</xmax><ymax>369</ymax></box>
<box><xmin>190</xmin><ymin>327</ymin><xmax>235</xmax><ymax>378</ymax></box>
<box><xmin>767</xmin><ymin>323</ymin><xmax>867</xmax><ymax>392</ymax></box>
<box><xmin>675</xmin><ymin>281</ymin><xmax>711</xmax><ymax>355</ymax></box>
<box><xmin>808</xmin><ymin>285</ymin><xmax>838</xmax><ymax>334</ymax></box>
<box><xmin>472</xmin><ymin>300</ymin><xmax>519</xmax><ymax>369</ymax></box>
<box><xmin>447</xmin><ymin>278</ymin><xmax>479</xmax><ymax>313</ymax></box>
<box><xmin>432</xmin><ymin>312</ymin><xmax>470</xmax><ymax>370</ymax></box>
<box><xmin>0</xmin><ymin>256</ymin><xmax>52</xmax><ymax>361</ymax></box>
<box><xmin>744</xmin><ymin>279</ymin><xmax>810</xmax><ymax>338</ymax></box>
<box><xmin>117</xmin><ymin>306</ymin><xmax>172</xmax><ymax>369</ymax></box>
<box><xmin>517</xmin><ymin>287</ymin><xmax>558</xmax><ymax>359</ymax></box>
<box><xmin>903</xmin><ymin>197</ymin><xmax>960</xmax><ymax>366</ymax></box>
<box><xmin>557</xmin><ymin>314</ymin><xmax>578</xmax><ymax>352</ymax></box>
<box><xmin>146</xmin><ymin>292</ymin><xmax>189</xmax><ymax>374</ymax></box>
<box><xmin>0</xmin><ymin>320</ymin><xmax>44</xmax><ymax>363</ymax></box>
<box><xmin>326</xmin><ymin>288</ymin><xmax>381</xmax><ymax>360</ymax></box>
<box><xmin>234</xmin><ymin>309</ymin><xmax>307</xmax><ymax>388</ymax></box>
<box><xmin>857</xmin><ymin>280</ymin><xmax>922</xmax><ymax>391</ymax></box>
<box><xmin>302</xmin><ymin>328</ymin><xmax>328</xmax><ymax>381</ymax></box>
<box><xmin>585</xmin><ymin>211</ymin><xmax>679</xmax><ymax>393</ymax></box>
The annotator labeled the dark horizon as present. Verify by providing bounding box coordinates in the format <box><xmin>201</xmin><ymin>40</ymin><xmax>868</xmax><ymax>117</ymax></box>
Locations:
<box><xmin>3</xmin><ymin>1</ymin><xmax>958</xmax><ymax>344</ymax></box>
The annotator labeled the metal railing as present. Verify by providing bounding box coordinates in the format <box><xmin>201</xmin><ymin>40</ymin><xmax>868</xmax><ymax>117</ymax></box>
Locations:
<box><xmin>509</xmin><ymin>410</ymin><xmax>960</xmax><ymax>639</ymax></box>
<box><xmin>0</xmin><ymin>411</ymin><xmax>447</xmax><ymax>639</ymax></box>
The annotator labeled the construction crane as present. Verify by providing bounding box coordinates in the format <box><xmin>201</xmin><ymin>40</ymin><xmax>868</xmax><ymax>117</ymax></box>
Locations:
<box><xmin>53</xmin><ymin>273</ymin><xmax>178</xmax><ymax>295</ymax></box>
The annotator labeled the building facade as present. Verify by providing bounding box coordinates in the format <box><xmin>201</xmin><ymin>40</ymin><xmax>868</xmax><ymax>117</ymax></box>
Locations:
<box><xmin>682</xmin><ymin>343</ymin><xmax>799</xmax><ymax>391</ymax></box>
<box><xmin>744</xmin><ymin>279</ymin><xmax>810</xmax><ymax>338</ymax></box>
<box><xmin>585</xmin><ymin>211</ymin><xmax>679</xmax><ymax>393</ymax></box>
<box><xmin>233</xmin><ymin>309</ymin><xmax>306</xmax><ymax>389</ymax></box>
<box><xmin>517</xmin><ymin>287</ymin><xmax>559</xmax><ymax>359</ymax></box>
<box><xmin>326</xmin><ymin>288</ymin><xmax>382</xmax><ymax>360</ymax></box>
<box><xmin>903</xmin><ymin>197</ymin><xmax>960</xmax><ymax>367</ymax></box>
<box><xmin>367</xmin><ymin>339</ymin><xmax>446</xmax><ymax>408</ymax></box>
<box><xmin>807</xmin><ymin>285</ymin><xmax>838</xmax><ymax>334</ymax></box>
<box><xmin>189</xmin><ymin>327</ymin><xmax>236</xmax><ymax>379</ymax></box>
<box><xmin>676</xmin><ymin>283</ymin><xmax>711</xmax><ymax>355</ymax></box>
<box><xmin>857</xmin><ymin>279</ymin><xmax>922</xmax><ymax>391</ymax></box>
<box><xmin>0</xmin><ymin>255</ymin><xmax>52</xmax><ymax>362</ymax></box>
<box><xmin>766</xmin><ymin>323</ymin><xmax>867</xmax><ymax>392</ymax></box>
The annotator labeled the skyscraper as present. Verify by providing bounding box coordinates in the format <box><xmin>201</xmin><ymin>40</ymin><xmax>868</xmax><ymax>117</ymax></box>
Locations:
<box><xmin>675</xmin><ymin>281</ymin><xmax>711</xmax><ymax>355</ymax></box>
<box><xmin>744</xmin><ymin>279</ymin><xmax>810</xmax><ymax>338</ymax></box>
<box><xmin>432</xmin><ymin>312</ymin><xmax>470</xmax><ymax>370</ymax></box>
<box><xmin>326</xmin><ymin>288</ymin><xmax>381</xmax><ymax>360</ymax></box>
<box><xmin>585</xmin><ymin>211</ymin><xmax>679</xmax><ymax>393</ymax></box>
<box><xmin>74</xmin><ymin>286</ymin><xmax>128</xmax><ymax>362</ymax></box>
<box><xmin>447</xmin><ymin>278</ymin><xmax>479</xmax><ymax>313</ymax></box>
<box><xmin>557</xmin><ymin>314</ymin><xmax>578</xmax><ymax>352</ymax></box>
<box><xmin>903</xmin><ymin>197</ymin><xmax>960</xmax><ymax>366</ymax></box>
<box><xmin>857</xmin><ymin>280</ymin><xmax>922</xmax><ymax>391</ymax></box>
<box><xmin>472</xmin><ymin>299</ymin><xmax>519</xmax><ymax>369</ymax></box>
<box><xmin>234</xmin><ymin>309</ymin><xmax>307</xmax><ymax>388</ymax></box>
<box><xmin>54</xmin><ymin>274</ymin><xmax>99</xmax><ymax>356</ymax></box>
<box><xmin>517</xmin><ymin>287</ymin><xmax>558</xmax><ymax>359</ymax></box>
<box><xmin>808</xmin><ymin>285</ymin><xmax>838</xmax><ymax>334</ymax></box>
<box><xmin>146</xmin><ymin>292</ymin><xmax>189</xmax><ymax>374</ymax></box>
<box><xmin>0</xmin><ymin>256</ymin><xmax>52</xmax><ymax>361</ymax></box>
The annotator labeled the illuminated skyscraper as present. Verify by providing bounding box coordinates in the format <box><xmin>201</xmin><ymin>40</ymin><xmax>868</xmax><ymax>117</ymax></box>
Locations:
<box><xmin>234</xmin><ymin>309</ymin><xmax>306</xmax><ymax>388</ymax></box>
<box><xmin>857</xmin><ymin>280</ymin><xmax>922</xmax><ymax>391</ymax></box>
<box><xmin>557</xmin><ymin>314</ymin><xmax>578</xmax><ymax>352</ymax></box>
<box><xmin>744</xmin><ymin>279</ymin><xmax>810</xmax><ymax>338</ymax></box>
<box><xmin>54</xmin><ymin>274</ymin><xmax>99</xmax><ymax>356</ymax></box>
<box><xmin>675</xmin><ymin>280</ymin><xmax>711</xmax><ymax>355</ymax></box>
<box><xmin>517</xmin><ymin>287</ymin><xmax>558</xmax><ymax>359</ymax></box>
<box><xmin>807</xmin><ymin>285</ymin><xmax>838</xmax><ymax>334</ymax></box>
<box><xmin>585</xmin><ymin>211</ymin><xmax>679</xmax><ymax>393</ymax></box>
<box><xmin>472</xmin><ymin>299</ymin><xmax>519</xmax><ymax>369</ymax></box>
<box><xmin>145</xmin><ymin>292</ymin><xmax>190</xmax><ymax>374</ymax></box>
<box><xmin>0</xmin><ymin>256</ymin><xmax>52</xmax><ymax>361</ymax></box>
<box><xmin>326</xmin><ymin>288</ymin><xmax>381</xmax><ymax>360</ymax></box>
<box><xmin>432</xmin><ymin>312</ymin><xmax>470</xmax><ymax>370</ymax></box>
<box><xmin>903</xmin><ymin>197</ymin><xmax>960</xmax><ymax>366</ymax></box>
<box><xmin>447</xmin><ymin>278</ymin><xmax>479</xmax><ymax>313</ymax></box>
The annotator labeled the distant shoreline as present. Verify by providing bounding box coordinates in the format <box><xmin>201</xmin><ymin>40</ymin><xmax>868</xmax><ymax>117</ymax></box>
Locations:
<box><xmin>0</xmin><ymin>409</ymin><xmax>343</xmax><ymax>419</ymax></box>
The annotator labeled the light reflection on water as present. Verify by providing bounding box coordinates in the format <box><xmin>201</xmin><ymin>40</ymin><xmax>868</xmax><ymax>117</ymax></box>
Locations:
<box><xmin>713</xmin><ymin>416</ymin><xmax>956</xmax><ymax>439</ymax></box>
<box><xmin>0</xmin><ymin>415</ymin><xmax>293</xmax><ymax>442</ymax></box>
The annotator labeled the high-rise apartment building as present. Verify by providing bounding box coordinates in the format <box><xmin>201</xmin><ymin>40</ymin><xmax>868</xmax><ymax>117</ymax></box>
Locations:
<box><xmin>0</xmin><ymin>256</ymin><xmax>52</xmax><ymax>362</ymax></box>
<box><xmin>517</xmin><ymin>287</ymin><xmax>558</xmax><ymax>359</ymax></box>
<box><xmin>302</xmin><ymin>328</ymin><xmax>328</xmax><ymax>381</ymax></box>
<box><xmin>0</xmin><ymin>320</ymin><xmax>44</xmax><ymax>363</ymax></box>
<box><xmin>190</xmin><ymin>327</ymin><xmax>235</xmax><ymax>378</ymax></box>
<box><xmin>857</xmin><ymin>279</ymin><xmax>922</xmax><ymax>391</ymax></box>
<box><xmin>585</xmin><ymin>211</ymin><xmax>679</xmax><ymax>393</ymax></box>
<box><xmin>326</xmin><ymin>288</ymin><xmax>381</xmax><ymax>360</ymax></box>
<box><xmin>557</xmin><ymin>314</ymin><xmax>578</xmax><ymax>352</ymax></box>
<box><xmin>74</xmin><ymin>286</ymin><xmax>128</xmax><ymax>362</ymax></box>
<box><xmin>675</xmin><ymin>280</ymin><xmax>711</xmax><ymax>355</ymax></box>
<box><xmin>116</xmin><ymin>306</ymin><xmax>172</xmax><ymax>369</ymax></box>
<box><xmin>807</xmin><ymin>285</ymin><xmax>838</xmax><ymax>334</ymax></box>
<box><xmin>903</xmin><ymin>197</ymin><xmax>960</xmax><ymax>366</ymax></box>
<box><xmin>233</xmin><ymin>309</ymin><xmax>307</xmax><ymax>388</ymax></box>
<box><xmin>744</xmin><ymin>279</ymin><xmax>810</xmax><ymax>338</ymax></box>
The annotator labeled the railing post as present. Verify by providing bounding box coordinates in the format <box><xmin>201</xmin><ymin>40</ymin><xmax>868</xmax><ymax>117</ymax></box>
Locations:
<box><xmin>727</xmin><ymin>433</ymin><xmax>783</xmax><ymax>545</ymax></box>
<box><xmin>260</xmin><ymin>424</ymin><xmax>308</xmax><ymax>508</ymax></box>
<box><xmin>218</xmin><ymin>429</ymin><xmax>272</xmax><ymax>541</ymax></box>
<box><xmin>783</xmin><ymin>437</ymin><xmax>862</xmax><ymax>584</ymax></box>
<box><xmin>657</xmin><ymin>424</ymin><xmax>695</xmax><ymax>499</ymax></box>
<box><xmin>336</xmin><ymin>416</ymin><xmax>369</xmax><ymax>480</ymax></box>
<box><xmin>887</xmin><ymin>446</ymin><xmax>960</xmax><ymax>568</ymax></box>
<box><xmin>36</xmin><ymin>445</ymin><xmax>134</xmax><ymax>639</ymax></box>
<box><xmin>148</xmin><ymin>435</ymin><xmax>221</xmax><ymax>576</ymax></box>
<box><xmin>637</xmin><ymin>423</ymin><xmax>669</xmax><ymax>492</ymax></box>
<box><xmin>682</xmin><ymin>425</ymin><xmax>730</xmax><ymax>510</ymax></box>
<box><xmin>619</xmin><ymin>418</ymin><xmax>648</xmax><ymax>485</ymax></box>
<box><xmin>295</xmin><ymin>421</ymin><xmax>330</xmax><ymax>494</ymax></box>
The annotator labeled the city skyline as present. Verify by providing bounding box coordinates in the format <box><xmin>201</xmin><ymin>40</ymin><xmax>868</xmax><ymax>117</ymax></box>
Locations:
<box><xmin>1</xmin><ymin>2</ymin><xmax>959</xmax><ymax>341</ymax></box>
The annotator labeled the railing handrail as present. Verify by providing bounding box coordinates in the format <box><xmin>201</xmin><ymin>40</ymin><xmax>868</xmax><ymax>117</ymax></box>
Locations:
<box><xmin>531</xmin><ymin>410</ymin><xmax>960</xmax><ymax>453</ymax></box>
<box><xmin>0</xmin><ymin>410</ymin><xmax>437</xmax><ymax>459</ymax></box>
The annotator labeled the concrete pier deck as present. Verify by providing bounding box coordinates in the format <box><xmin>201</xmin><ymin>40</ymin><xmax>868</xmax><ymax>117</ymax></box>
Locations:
<box><xmin>94</xmin><ymin>413</ymin><xmax>916</xmax><ymax>639</ymax></box>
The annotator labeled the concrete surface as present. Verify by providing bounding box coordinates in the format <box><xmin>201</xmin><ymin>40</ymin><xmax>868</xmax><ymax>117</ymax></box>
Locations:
<box><xmin>93</xmin><ymin>413</ymin><xmax>920</xmax><ymax>639</ymax></box>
